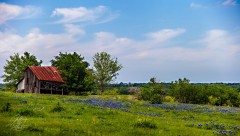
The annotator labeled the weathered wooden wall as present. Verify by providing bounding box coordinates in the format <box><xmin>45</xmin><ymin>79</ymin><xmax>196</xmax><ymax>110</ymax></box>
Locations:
<box><xmin>24</xmin><ymin>68</ymin><xmax>40</xmax><ymax>93</ymax></box>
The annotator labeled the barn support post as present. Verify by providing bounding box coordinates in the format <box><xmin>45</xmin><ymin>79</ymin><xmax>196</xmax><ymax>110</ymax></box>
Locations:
<box><xmin>51</xmin><ymin>83</ymin><xmax>53</xmax><ymax>94</ymax></box>
<box><xmin>38</xmin><ymin>81</ymin><xmax>41</xmax><ymax>94</ymax></box>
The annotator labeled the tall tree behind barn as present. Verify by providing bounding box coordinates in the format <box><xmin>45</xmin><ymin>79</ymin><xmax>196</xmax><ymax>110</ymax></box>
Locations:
<box><xmin>16</xmin><ymin>66</ymin><xmax>64</xmax><ymax>94</ymax></box>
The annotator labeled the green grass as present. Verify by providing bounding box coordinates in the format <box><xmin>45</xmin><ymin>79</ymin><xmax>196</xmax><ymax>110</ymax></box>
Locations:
<box><xmin>0</xmin><ymin>91</ymin><xmax>239</xmax><ymax>136</ymax></box>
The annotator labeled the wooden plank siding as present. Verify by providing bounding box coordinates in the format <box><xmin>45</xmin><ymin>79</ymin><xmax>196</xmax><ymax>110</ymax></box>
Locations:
<box><xmin>24</xmin><ymin>68</ymin><xmax>40</xmax><ymax>93</ymax></box>
<box><xmin>16</xmin><ymin>66</ymin><xmax>64</xmax><ymax>94</ymax></box>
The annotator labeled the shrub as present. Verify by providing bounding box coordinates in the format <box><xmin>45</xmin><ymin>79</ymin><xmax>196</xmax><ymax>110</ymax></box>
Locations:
<box><xmin>150</xmin><ymin>94</ymin><xmax>162</xmax><ymax>104</ymax></box>
<box><xmin>134</xmin><ymin>119</ymin><xmax>157</xmax><ymax>129</ymax></box>
<box><xmin>103</xmin><ymin>89</ymin><xmax>118</xmax><ymax>95</ymax></box>
<box><xmin>129</xmin><ymin>87</ymin><xmax>141</xmax><ymax>95</ymax></box>
<box><xmin>20</xmin><ymin>100</ymin><xmax>28</xmax><ymax>104</ymax></box>
<box><xmin>208</xmin><ymin>95</ymin><xmax>219</xmax><ymax>105</ymax></box>
<box><xmin>237</xmin><ymin>94</ymin><xmax>240</xmax><ymax>107</ymax></box>
<box><xmin>18</xmin><ymin>109</ymin><xmax>34</xmax><ymax>116</ymax></box>
<box><xmin>75</xmin><ymin>110</ymin><xmax>83</xmax><ymax>115</ymax></box>
<box><xmin>118</xmin><ymin>87</ymin><xmax>130</xmax><ymax>95</ymax></box>
<box><xmin>138</xmin><ymin>88</ymin><xmax>152</xmax><ymax>101</ymax></box>
<box><xmin>92</xmin><ymin>90</ymin><xmax>101</xmax><ymax>95</ymax></box>
<box><xmin>80</xmin><ymin>92</ymin><xmax>89</xmax><ymax>96</ymax></box>
<box><xmin>164</xmin><ymin>96</ymin><xmax>175</xmax><ymax>103</ymax></box>
<box><xmin>24</xmin><ymin>125</ymin><xmax>43</xmax><ymax>132</ymax></box>
<box><xmin>138</xmin><ymin>87</ymin><xmax>163</xmax><ymax>104</ymax></box>
<box><xmin>51</xmin><ymin>102</ymin><xmax>65</xmax><ymax>112</ymax></box>
<box><xmin>1</xmin><ymin>102</ymin><xmax>11</xmax><ymax>112</ymax></box>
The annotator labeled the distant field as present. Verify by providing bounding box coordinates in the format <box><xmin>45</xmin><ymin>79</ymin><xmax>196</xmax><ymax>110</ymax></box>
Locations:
<box><xmin>0</xmin><ymin>92</ymin><xmax>240</xmax><ymax>136</ymax></box>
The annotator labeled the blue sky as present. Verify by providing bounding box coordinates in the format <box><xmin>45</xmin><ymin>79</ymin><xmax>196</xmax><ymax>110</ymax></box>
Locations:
<box><xmin>0</xmin><ymin>0</ymin><xmax>240</xmax><ymax>83</ymax></box>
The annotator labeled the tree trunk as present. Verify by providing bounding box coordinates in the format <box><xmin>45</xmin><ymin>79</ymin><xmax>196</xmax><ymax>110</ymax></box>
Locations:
<box><xmin>100</xmin><ymin>81</ymin><xmax>104</xmax><ymax>95</ymax></box>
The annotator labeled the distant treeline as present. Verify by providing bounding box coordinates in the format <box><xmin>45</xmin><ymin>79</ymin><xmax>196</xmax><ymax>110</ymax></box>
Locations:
<box><xmin>1</xmin><ymin>82</ymin><xmax>239</xmax><ymax>91</ymax></box>
<box><xmin>109</xmin><ymin>82</ymin><xmax>240</xmax><ymax>88</ymax></box>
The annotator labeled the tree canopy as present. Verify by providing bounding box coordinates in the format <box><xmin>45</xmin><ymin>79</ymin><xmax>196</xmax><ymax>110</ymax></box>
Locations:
<box><xmin>51</xmin><ymin>52</ymin><xmax>94</xmax><ymax>94</ymax></box>
<box><xmin>93</xmin><ymin>52</ymin><xmax>122</xmax><ymax>95</ymax></box>
<box><xmin>1</xmin><ymin>52</ymin><xmax>42</xmax><ymax>89</ymax></box>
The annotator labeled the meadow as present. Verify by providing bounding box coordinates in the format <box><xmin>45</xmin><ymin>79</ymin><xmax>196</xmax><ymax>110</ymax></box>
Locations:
<box><xmin>0</xmin><ymin>91</ymin><xmax>240</xmax><ymax>136</ymax></box>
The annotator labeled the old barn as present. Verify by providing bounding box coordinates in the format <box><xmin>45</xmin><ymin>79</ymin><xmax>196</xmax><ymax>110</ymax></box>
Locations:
<box><xmin>16</xmin><ymin>66</ymin><xmax>65</xmax><ymax>94</ymax></box>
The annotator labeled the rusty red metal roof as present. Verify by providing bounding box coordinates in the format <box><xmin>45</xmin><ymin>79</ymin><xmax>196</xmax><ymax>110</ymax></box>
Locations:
<box><xmin>28</xmin><ymin>66</ymin><xmax>64</xmax><ymax>83</ymax></box>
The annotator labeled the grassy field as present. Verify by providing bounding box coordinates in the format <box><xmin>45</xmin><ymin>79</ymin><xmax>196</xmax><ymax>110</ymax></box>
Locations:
<box><xmin>0</xmin><ymin>91</ymin><xmax>240</xmax><ymax>136</ymax></box>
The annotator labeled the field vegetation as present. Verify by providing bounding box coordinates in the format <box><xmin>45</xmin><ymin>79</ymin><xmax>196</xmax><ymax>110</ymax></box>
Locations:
<box><xmin>0</xmin><ymin>91</ymin><xmax>240</xmax><ymax>136</ymax></box>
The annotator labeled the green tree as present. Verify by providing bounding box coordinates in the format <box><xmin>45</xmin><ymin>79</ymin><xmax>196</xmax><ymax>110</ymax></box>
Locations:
<box><xmin>150</xmin><ymin>77</ymin><xmax>157</xmax><ymax>84</ymax></box>
<box><xmin>51</xmin><ymin>52</ymin><xmax>93</xmax><ymax>94</ymax></box>
<box><xmin>83</xmin><ymin>69</ymin><xmax>97</xmax><ymax>93</ymax></box>
<box><xmin>168</xmin><ymin>78</ymin><xmax>192</xmax><ymax>103</ymax></box>
<box><xmin>93</xmin><ymin>52</ymin><xmax>122</xmax><ymax>95</ymax></box>
<box><xmin>138</xmin><ymin>77</ymin><xmax>165</xmax><ymax>104</ymax></box>
<box><xmin>1</xmin><ymin>52</ymin><xmax>42</xmax><ymax>90</ymax></box>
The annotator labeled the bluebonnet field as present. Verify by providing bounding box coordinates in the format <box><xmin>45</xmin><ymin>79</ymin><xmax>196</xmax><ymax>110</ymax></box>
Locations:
<box><xmin>68</xmin><ymin>97</ymin><xmax>240</xmax><ymax>135</ymax></box>
<box><xmin>0</xmin><ymin>92</ymin><xmax>240</xmax><ymax>135</ymax></box>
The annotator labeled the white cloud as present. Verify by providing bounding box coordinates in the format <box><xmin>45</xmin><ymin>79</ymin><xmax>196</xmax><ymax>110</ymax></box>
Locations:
<box><xmin>200</xmin><ymin>30</ymin><xmax>239</xmax><ymax>61</ymax></box>
<box><xmin>134</xmin><ymin>29</ymin><xmax>240</xmax><ymax>62</ymax></box>
<box><xmin>51</xmin><ymin>5</ymin><xmax>118</xmax><ymax>24</ymax></box>
<box><xmin>190</xmin><ymin>2</ymin><xmax>207</xmax><ymax>8</ymax></box>
<box><xmin>0</xmin><ymin>3</ymin><xmax>41</xmax><ymax>25</ymax></box>
<box><xmin>64</xmin><ymin>24</ymin><xmax>86</xmax><ymax>37</ymax></box>
<box><xmin>146</xmin><ymin>28</ymin><xmax>185</xmax><ymax>44</ymax></box>
<box><xmin>0</xmin><ymin>25</ymin><xmax>85</xmax><ymax>64</ymax></box>
<box><xmin>222</xmin><ymin>0</ymin><xmax>236</xmax><ymax>6</ymax></box>
<box><xmin>94</xmin><ymin>32</ymin><xmax>116</xmax><ymax>43</ymax></box>
<box><xmin>191</xmin><ymin>1</ymin><xmax>237</xmax><ymax>8</ymax></box>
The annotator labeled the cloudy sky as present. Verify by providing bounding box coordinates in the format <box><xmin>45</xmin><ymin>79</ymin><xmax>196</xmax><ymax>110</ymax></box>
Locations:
<box><xmin>0</xmin><ymin>0</ymin><xmax>240</xmax><ymax>83</ymax></box>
